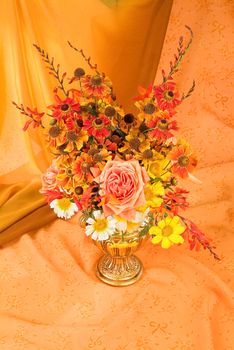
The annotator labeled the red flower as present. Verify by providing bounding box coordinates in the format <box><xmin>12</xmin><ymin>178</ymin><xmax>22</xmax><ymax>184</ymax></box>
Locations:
<box><xmin>48</xmin><ymin>95</ymin><xmax>80</xmax><ymax>121</ymax></box>
<box><xmin>164</xmin><ymin>187</ymin><xmax>189</xmax><ymax>214</ymax></box>
<box><xmin>154</xmin><ymin>80</ymin><xmax>181</xmax><ymax>112</ymax></box>
<box><xmin>168</xmin><ymin>143</ymin><xmax>197</xmax><ymax>178</ymax></box>
<box><xmin>146</xmin><ymin>114</ymin><xmax>178</xmax><ymax>140</ymax></box>
<box><xmin>43</xmin><ymin>189</ymin><xmax>63</xmax><ymax>204</ymax></box>
<box><xmin>83</xmin><ymin>115</ymin><xmax>111</xmax><ymax>140</ymax></box>
<box><xmin>23</xmin><ymin>107</ymin><xmax>44</xmax><ymax>131</ymax></box>
<box><xmin>182</xmin><ymin>220</ymin><xmax>210</xmax><ymax>251</ymax></box>
<box><xmin>104</xmin><ymin>139</ymin><xmax>118</xmax><ymax>151</ymax></box>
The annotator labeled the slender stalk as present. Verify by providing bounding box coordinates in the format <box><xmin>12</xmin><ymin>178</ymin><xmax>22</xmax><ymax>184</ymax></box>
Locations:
<box><xmin>33</xmin><ymin>44</ymin><xmax>68</xmax><ymax>97</ymax></box>
<box><xmin>12</xmin><ymin>101</ymin><xmax>44</xmax><ymax>128</ymax></box>
<box><xmin>67</xmin><ymin>41</ymin><xmax>102</xmax><ymax>76</ymax></box>
<box><xmin>163</xmin><ymin>26</ymin><xmax>194</xmax><ymax>83</ymax></box>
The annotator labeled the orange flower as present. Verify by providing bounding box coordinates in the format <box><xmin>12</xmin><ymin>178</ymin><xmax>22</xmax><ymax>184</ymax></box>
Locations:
<box><xmin>81</xmin><ymin>74</ymin><xmax>112</xmax><ymax>97</ymax></box>
<box><xmin>168</xmin><ymin>143</ymin><xmax>197</xmax><ymax>178</ymax></box>
<box><xmin>55</xmin><ymin>156</ymin><xmax>76</xmax><ymax>189</ymax></box>
<box><xmin>133</xmin><ymin>84</ymin><xmax>154</xmax><ymax>101</ymax></box>
<box><xmin>73</xmin><ymin>153</ymin><xmax>95</xmax><ymax>183</ymax></box>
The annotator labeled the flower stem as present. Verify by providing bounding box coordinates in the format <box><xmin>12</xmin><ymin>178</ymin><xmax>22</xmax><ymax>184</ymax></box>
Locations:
<box><xmin>33</xmin><ymin>44</ymin><xmax>68</xmax><ymax>97</ymax></box>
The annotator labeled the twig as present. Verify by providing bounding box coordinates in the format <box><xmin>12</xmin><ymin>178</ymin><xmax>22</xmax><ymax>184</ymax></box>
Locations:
<box><xmin>179</xmin><ymin>215</ymin><xmax>221</xmax><ymax>260</ymax></box>
<box><xmin>163</xmin><ymin>26</ymin><xmax>194</xmax><ymax>83</ymax></box>
<box><xmin>67</xmin><ymin>41</ymin><xmax>102</xmax><ymax>76</ymax></box>
<box><xmin>181</xmin><ymin>80</ymin><xmax>196</xmax><ymax>100</ymax></box>
<box><xmin>12</xmin><ymin>101</ymin><xmax>44</xmax><ymax>128</ymax></box>
<box><xmin>33</xmin><ymin>44</ymin><xmax>68</xmax><ymax>97</ymax></box>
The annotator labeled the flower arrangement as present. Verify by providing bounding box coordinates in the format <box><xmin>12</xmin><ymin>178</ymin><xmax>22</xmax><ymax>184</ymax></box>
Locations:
<box><xmin>13</xmin><ymin>27</ymin><xmax>219</xmax><ymax>259</ymax></box>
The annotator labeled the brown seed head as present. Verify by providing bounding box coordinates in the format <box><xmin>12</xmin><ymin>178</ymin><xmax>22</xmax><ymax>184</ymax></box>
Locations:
<box><xmin>129</xmin><ymin>137</ymin><xmax>140</xmax><ymax>150</ymax></box>
<box><xmin>49</xmin><ymin>126</ymin><xmax>61</xmax><ymax>138</ymax></box>
<box><xmin>93</xmin><ymin>153</ymin><xmax>103</xmax><ymax>162</ymax></box>
<box><xmin>74</xmin><ymin>67</ymin><xmax>85</xmax><ymax>77</ymax></box>
<box><xmin>144</xmin><ymin>103</ymin><xmax>156</xmax><ymax>114</ymax></box>
<box><xmin>61</xmin><ymin>104</ymin><xmax>70</xmax><ymax>111</ymax></box>
<box><xmin>91</xmin><ymin>75</ymin><xmax>102</xmax><ymax>86</ymax></box>
<box><xmin>66</xmin><ymin>131</ymin><xmax>78</xmax><ymax>142</ymax></box>
<box><xmin>142</xmin><ymin>149</ymin><xmax>153</xmax><ymax>159</ymax></box>
<box><xmin>104</xmin><ymin>106</ymin><xmax>115</xmax><ymax>117</ymax></box>
<box><xmin>75</xmin><ymin>186</ymin><xmax>84</xmax><ymax>195</ymax></box>
<box><xmin>124</xmin><ymin>113</ymin><xmax>135</xmax><ymax>124</ymax></box>
<box><xmin>111</xmin><ymin>135</ymin><xmax>121</xmax><ymax>144</ymax></box>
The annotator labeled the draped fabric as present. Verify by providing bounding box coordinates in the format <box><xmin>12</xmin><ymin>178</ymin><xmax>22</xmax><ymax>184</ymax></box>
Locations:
<box><xmin>0</xmin><ymin>0</ymin><xmax>234</xmax><ymax>349</ymax></box>
<box><xmin>0</xmin><ymin>0</ymin><xmax>172</xmax><ymax>244</ymax></box>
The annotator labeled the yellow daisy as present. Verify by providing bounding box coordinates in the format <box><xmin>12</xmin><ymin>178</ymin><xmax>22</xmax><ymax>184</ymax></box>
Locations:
<box><xmin>149</xmin><ymin>216</ymin><xmax>185</xmax><ymax>249</ymax></box>
<box><xmin>144</xmin><ymin>182</ymin><xmax>165</xmax><ymax>208</ymax></box>
<box><xmin>144</xmin><ymin>157</ymin><xmax>171</xmax><ymax>181</ymax></box>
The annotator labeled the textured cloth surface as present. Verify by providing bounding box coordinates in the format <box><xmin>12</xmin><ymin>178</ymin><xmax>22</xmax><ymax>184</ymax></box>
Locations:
<box><xmin>0</xmin><ymin>0</ymin><xmax>234</xmax><ymax>349</ymax></box>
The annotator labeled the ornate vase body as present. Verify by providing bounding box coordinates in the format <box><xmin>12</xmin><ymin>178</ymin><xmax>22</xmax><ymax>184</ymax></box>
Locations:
<box><xmin>94</xmin><ymin>232</ymin><xmax>149</xmax><ymax>286</ymax></box>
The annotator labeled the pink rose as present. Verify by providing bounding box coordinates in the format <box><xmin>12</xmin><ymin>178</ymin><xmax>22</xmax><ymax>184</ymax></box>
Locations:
<box><xmin>40</xmin><ymin>162</ymin><xmax>58</xmax><ymax>194</ymax></box>
<box><xmin>97</xmin><ymin>159</ymin><xmax>149</xmax><ymax>221</ymax></box>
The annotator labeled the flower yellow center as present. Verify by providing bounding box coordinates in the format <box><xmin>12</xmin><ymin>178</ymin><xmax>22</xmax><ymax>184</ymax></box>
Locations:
<box><xmin>94</xmin><ymin>218</ymin><xmax>108</xmax><ymax>232</ymax></box>
<box><xmin>149</xmin><ymin>162</ymin><xmax>160</xmax><ymax>176</ymax></box>
<box><xmin>162</xmin><ymin>225</ymin><xmax>173</xmax><ymax>236</ymax></box>
<box><xmin>57</xmin><ymin>198</ymin><xmax>72</xmax><ymax>211</ymax></box>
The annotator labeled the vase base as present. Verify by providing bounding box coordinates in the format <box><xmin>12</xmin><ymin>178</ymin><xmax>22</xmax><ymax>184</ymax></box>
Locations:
<box><xmin>96</xmin><ymin>254</ymin><xmax>143</xmax><ymax>287</ymax></box>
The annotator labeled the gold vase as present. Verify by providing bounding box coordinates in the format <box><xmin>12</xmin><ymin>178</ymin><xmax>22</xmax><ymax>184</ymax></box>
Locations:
<box><xmin>93</xmin><ymin>232</ymin><xmax>149</xmax><ymax>286</ymax></box>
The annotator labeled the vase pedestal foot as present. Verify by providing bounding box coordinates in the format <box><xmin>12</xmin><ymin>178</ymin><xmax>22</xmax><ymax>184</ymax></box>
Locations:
<box><xmin>96</xmin><ymin>254</ymin><xmax>143</xmax><ymax>287</ymax></box>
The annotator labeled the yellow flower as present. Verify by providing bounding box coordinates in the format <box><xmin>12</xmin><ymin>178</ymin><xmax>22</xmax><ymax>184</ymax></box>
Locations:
<box><xmin>56</xmin><ymin>156</ymin><xmax>76</xmax><ymax>189</ymax></box>
<box><xmin>119</xmin><ymin>130</ymin><xmax>147</xmax><ymax>154</ymax></box>
<box><xmin>144</xmin><ymin>157</ymin><xmax>171</xmax><ymax>181</ymax></box>
<box><xmin>149</xmin><ymin>216</ymin><xmax>185</xmax><ymax>249</ymax></box>
<box><xmin>144</xmin><ymin>182</ymin><xmax>165</xmax><ymax>208</ymax></box>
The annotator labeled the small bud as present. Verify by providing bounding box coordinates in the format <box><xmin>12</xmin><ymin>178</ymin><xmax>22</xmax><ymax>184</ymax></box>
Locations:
<box><xmin>49</xmin><ymin>118</ymin><xmax>57</xmax><ymax>125</ymax></box>
<box><xmin>75</xmin><ymin>186</ymin><xmax>83</xmax><ymax>195</ymax></box>
<box><xmin>74</xmin><ymin>67</ymin><xmax>85</xmax><ymax>77</ymax></box>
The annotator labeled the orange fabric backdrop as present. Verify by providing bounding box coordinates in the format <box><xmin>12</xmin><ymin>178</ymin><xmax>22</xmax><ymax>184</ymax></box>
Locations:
<box><xmin>0</xmin><ymin>0</ymin><xmax>234</xmax><ymax>349</ymax></box>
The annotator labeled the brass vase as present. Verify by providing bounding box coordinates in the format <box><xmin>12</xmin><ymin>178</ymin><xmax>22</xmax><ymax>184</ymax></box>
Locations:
<box><xmin>93</xmin><ymin>232</ymin><xmax>149</xmax><ymax>286</ymax></box>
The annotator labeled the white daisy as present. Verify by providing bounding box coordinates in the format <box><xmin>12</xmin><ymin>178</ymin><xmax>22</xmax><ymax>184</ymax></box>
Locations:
<box><xmin>50</xmin><ymin>198</ymin><xmax>79</xmax><ymax>220</ymax></box>
<box><xmin>113</xmin><ymin>216</ymin><xmax>128</xmax><ymax>232</ymax></box>
<box><xmin>85</xmin><ymin>210</ymin><xmax>116</xmax><ymax>241</ymax></box>
<box><xmin>113</xmin><ymin>209</ymin><xmax>150</xmax><ymax>233</ymax></box>
<box><xmin>133</xmin><ymin>208</ymin><xmax>150</xmax><ymax>224</ymax></box>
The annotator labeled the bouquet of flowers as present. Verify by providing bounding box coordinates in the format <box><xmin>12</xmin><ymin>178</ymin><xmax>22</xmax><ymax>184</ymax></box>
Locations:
<box><xmin>13</xmin><ymin>27</ymin><xmax>219</xmax><ymax>259</ymax></box>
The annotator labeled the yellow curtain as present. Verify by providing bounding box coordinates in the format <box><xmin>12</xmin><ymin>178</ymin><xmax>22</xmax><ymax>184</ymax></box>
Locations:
<box><xmin>0</xmin><ymin>0</ymin><xmax>172</xmax><ymax>245</ymax></box>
